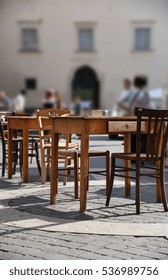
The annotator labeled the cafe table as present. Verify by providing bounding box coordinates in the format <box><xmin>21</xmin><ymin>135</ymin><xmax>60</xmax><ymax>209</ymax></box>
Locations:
<box><xmin>7</xmin><ymin>116</ymin><xmax>51</xmax><ymax>182</ymax></box>
<box><xmin>7</xmin><ymin>115</ymin><xmax>162</xmax><ymax>212</ymax></box>
<box><xmin>50</xmin><ymin>115</ymin><xmax>162</xmax><ymax>213</ymax></box>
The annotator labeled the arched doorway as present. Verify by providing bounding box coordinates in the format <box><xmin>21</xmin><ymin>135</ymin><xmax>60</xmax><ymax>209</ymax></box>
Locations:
<box><xmin>72</xmin><ymin>66</ymin><xmax>100</xmax><ymax>109</ymax></box>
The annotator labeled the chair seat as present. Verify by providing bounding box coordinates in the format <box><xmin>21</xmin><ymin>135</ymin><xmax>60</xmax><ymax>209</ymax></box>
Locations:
<box><xmin>58</xmin><ymin>142</ymin><xmax>79</xmax><ymax>149</ymax></box>
<box><xmin>106</xmin><ymin>107</ymin><xmax>168</xmax><ymax>215</ymax></box>
<box><xmin>88</xmin><ymin>150</ymin><xmax>108</xmax><ymax>156</ymax></box>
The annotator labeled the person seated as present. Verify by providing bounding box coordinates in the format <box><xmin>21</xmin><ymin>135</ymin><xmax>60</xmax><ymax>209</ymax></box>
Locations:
<box><xmin>42</xmin><ymin>89</ymin><xmax>55</xmax><ymax>109</ymax></box>
<box><xmin>0</xmin><ymin>90</ymin><xmax>11</xmax><ymax>111</ymax></box>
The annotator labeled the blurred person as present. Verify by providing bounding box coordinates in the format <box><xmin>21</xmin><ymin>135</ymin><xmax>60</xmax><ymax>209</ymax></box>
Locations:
<box><xmin>114</xmin><ymin>76</ymin><xmax>153</xmax><ymax>154</ymax></box>
<box><xmin>116</xmin><ymin>76</ymin><xmax>153</xmax><ymax>116</ymax></box>
<box><xmin>109</xmin><ymin>78</ymin><xmax>133</xmax><ymax>139</ymax></box>
<box><xmin>0</xmin><ymin>90</ymin><xmax>11</xmax><ymax>111</ymax></box>
<box><xmin>54</xmin><ymin>91</ymin><xmax>62</xmax><ymax>109</ymax></box>
<box><xmin>116</xmin><ymin>78</ymin><xmax>134</xmax><ymax>116</ymax></box>
<box><xmin>72</xmin><ymin>95</ymin><xmax>81</xmax><ymax>116</ymax></box>
<box><xmin>129</xmin><ymin>75</ymin><xmax>154</xmax><ymax>114</ymax></box>
<box><xmin>130</xmin><ymin>75</ymin><xmax>153</xmax><ymax>154</ymax></box>
<box><xmin>13</xmin><ymin>89</ymin><xmax>27</xmax><ymax>113</ymax></box>
<box><xmin>72</xmin><ymin>95</ymin><xmax>81</xmax><ymax>138</ymax></box>
<box><xmin>42</xmin><ymin>89</ymin><xmax>55</xmax><ymax>109</ymax></box>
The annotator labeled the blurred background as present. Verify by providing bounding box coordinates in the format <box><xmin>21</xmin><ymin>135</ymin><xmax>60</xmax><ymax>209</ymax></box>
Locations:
<box><xmin>0</xmin><ymin>0</ymin><xmax>168</xmax><ymax>114</ymax></box>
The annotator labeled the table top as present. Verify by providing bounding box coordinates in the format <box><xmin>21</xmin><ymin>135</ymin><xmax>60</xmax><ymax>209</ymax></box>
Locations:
<box><xmin>49</xmin><ymin>115</ymin><xmax>138</xmax><ymax>121</ymax></box>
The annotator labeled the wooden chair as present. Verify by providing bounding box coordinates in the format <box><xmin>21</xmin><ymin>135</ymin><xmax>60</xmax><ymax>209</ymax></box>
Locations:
<box><xmin>106</xmin><ymin>107</ymin><xmax>168</xmax><ymax>214</ymax></box>
<box><xmin>36</xmin><ymin>109</ymin><xmax>79</xmax><ymax>197</ymax></box>
<box><xmin>11</xmin><ymin>111</ymin><xmax>41</xmax><ymax>177</ymax></box>
<box><xmin>0</xmin><ymin>118</ymin><xmax>21</xmax><ymax>176</ymax></box>
<box><xmin>0</xmin><ymin>112</ymin><xmax>41</xmax><ymax>177</ymax></box>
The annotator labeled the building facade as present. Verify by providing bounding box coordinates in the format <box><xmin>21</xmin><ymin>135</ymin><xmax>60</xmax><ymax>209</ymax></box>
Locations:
<box><xmin>0</xmin><ymin>0</ymin><xmax>168</xmax><ymax>109</ymax></box>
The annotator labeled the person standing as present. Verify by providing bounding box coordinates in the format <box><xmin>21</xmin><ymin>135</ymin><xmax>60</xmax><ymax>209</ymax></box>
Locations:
<box><xmin>42</xmin><ymin>89</ymin><xmax>55</xmax><ymax>109</ymax></box>
<box><xmin>54</xmin><ymin>91</ymin><xmax>62</xmax><ymax>109</ymax></box>
<box><xmin>72</xmin><ymin>95</ymin><xmax>81</xmax><ymax>138</ymax></box>
<box><xmin>116</xmin><ymin>78</ymin><xmax>134</xmax><ymax>116</ymax></box>
<box><xmin>130</xmin><ymin>75</ymin><xmax>153</xmax><ymax>153</ymax></box>
<box><xmin>0</xmin><ymin>90</ymin><xmax>11</xmax><ymax>111</ymax></box>
<box><xmin>117</xmin><ymin>76</ymin><xmax>153</xmax><ymax>115</ymax></box>
<box><xmin>13</xmin><ymin>89</ymin><xmax>27</xmax><ymax>113</ymax></box>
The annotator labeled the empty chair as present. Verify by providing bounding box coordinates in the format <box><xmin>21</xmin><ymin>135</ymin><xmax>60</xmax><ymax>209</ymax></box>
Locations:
<box><xmin>0</xmin><ymin>112</ymin><xmax>41</xmax><ymax>177</ymax></box>
<box><xmin>36</xmin><ymin>109</ymin><xmax>79</xmax><ymax>197</ymax></box>
<box><xmin>106</xmin><ymin>107</ymin><xmax>168</xmax><ymax>214</ymax></box>
<box><xmin>11</xmin><ymin>111</ymin><xmax>41</xmax><ymax>177</ymax></box>
<box><xmin>0</xmin><ymin>118</ymin><xmax>21</xmax><ymax>176</ymax></box>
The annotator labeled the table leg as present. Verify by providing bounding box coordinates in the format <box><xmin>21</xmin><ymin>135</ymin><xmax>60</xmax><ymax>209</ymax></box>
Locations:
<box><xmin>80</xmin><ymin>121</ymin><xmax>89</xmax><ymax>212</ymax></box>
<box><xmin>23</xmin><ymin>128</ymin><xmax>29</xmax><ymax>182</ymax></box>
<box><xmin>124</xmin><ymin>134</ymin><xmax>131</xmax><ymax>196</ymax></box>
<box><xmin>50</xmin><ymin>131</ymin><xmax>58</xmax><ymax>204</ymax></box>
<box><xmin>8</xmin><ymin>128</ymin><xmax>13</xmax><ymax>179</ymax></box>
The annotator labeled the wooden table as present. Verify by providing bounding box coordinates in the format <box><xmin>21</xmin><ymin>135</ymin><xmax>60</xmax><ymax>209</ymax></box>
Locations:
<box><xmin>50</xmin><ymin>115</ymin><xmax>152</xmax><ymax>212</ymax></box>
<box><xmin>7</xmin><ymin>116</ymin><xmax>51</xmax><ymax>182</ymax></box>
<box><xmin>7</xmin><ymin>115</ymin><xmax>161</xmax><ymax>212</ymax></box>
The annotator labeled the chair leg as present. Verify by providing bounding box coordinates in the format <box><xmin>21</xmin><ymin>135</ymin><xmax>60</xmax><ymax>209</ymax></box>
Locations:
<box><xmin>136</xmin><ymin>162</ymin><xmax>140</xmax><ymax>215</ymax></box>
<box><xmin>41</xmin><ymin>150</ymin><xmax>46</xmax><ymax>184</ymax></box>
<box><xmin>67</xmin><ymin>158</ymin><xmax>71</xmax><ymax>175</ymax></box>
<box><xmin>12</xmin><ymin>141</ymin><xmax>18</xmax><ymax>175</ymax></box>
<box><xmin>106</xmin><ymin>157</ymin><xmax>115</xmax><ymax>206</ymax></box>
<box><xmin>2</xmin><ymin>143</ymin><xmax>6</xmax><ymax>177</ymax></box>
<box><xmin>74</xmin><ymin>152</ymin><xmax>79</xmax><ymax>199</ymax></box>
<box><xmin>86</xmin><ymin>157</ymin><xmax>89</xmax><ymax>191</ymax></box>
<box><xmin>34</xmin><ymin>140</ymin><xmax>41</xmax><ymax>175</ymax></box>
<box><xmin>160</xmin><ymin>166</ymin><xmax>168</xmax><ymax>212</ymax></box>
<box><xmin>106</xmin><ymin>150</ymin><xmax>111</xmax><ymax>196</ymax></box>
<box><xmin>30</xmin><ymin>139</ymin><xmax>34</xmax><ymax>164</ymax></box>
<box><xmin>63</xmin><ymin>157</ymin><xmax>69</xmax><ymax>186</ymax></box>
<box><xmin>19</xmin><ymin>141</ymin><xmax>23</xmax><ymax>178</ymax></box>
<box><xmin>46</xmin><ymin>148</ymin><xmax>50</xmax><ymax>181</ymax></box>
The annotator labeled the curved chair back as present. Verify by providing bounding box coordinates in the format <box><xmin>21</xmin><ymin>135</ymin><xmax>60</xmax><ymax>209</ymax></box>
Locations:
<box><xmin>135</xmin><ymin>107</ymin><xmax>168</xmax><ymax>164</ymax></box>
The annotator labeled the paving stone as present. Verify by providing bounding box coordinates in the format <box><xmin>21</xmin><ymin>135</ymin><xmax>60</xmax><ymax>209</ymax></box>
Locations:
<box><xmin>0</xmin><ymin>137</ymin><xmax>168</xmax><ymax>260</ymax></box>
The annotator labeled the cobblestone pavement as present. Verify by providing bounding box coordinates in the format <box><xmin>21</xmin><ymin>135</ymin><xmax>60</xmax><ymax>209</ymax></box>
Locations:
<box><xmin>0</xmin><ymin>135</ymin><xmax>168</xmax><ymax>260</ymax></box>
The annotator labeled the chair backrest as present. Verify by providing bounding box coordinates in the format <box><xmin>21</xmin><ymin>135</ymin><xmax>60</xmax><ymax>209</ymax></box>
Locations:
<box><xmin>0</xmin><ymin>120</ymin><xmax>7</xmax><ymax>142</ymax></box>
<box><xmin>36</xmin><ymin>109</ymin><xmax>71</xmax><ymax>149</ymax></box>
<box><xmin>37</xmin><ymin>108</ymin><xmax>71</xmax><ymax>117</ymax></box>
<box><xmin>135</xmin><ymin>107</ymin><xmax>168</xmax><ymax>162</ymax></box>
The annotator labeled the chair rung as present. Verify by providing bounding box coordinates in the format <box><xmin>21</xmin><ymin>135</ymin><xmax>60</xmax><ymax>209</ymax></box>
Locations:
<box><xmin>114</xmin><ymin>173</ymin><xmax>136</xmax><ymax>180</ymax></box>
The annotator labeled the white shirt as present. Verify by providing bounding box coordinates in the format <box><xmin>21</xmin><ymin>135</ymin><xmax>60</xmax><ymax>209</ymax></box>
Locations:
<box><xmin>13</xmin><ymin>94</ymin><xmax>26</xmax><ymax>112</ymax></box>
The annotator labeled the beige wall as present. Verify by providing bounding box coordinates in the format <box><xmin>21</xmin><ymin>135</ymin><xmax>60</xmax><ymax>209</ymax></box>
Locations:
<box><xmin>0</xmin><ymin>0</ymin><xmax>168</xmax><ymax>108</ymax></box>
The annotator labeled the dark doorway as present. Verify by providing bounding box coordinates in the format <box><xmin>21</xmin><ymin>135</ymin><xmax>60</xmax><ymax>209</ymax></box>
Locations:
<box><xmin>72</xmin><ymin>66</ymin><xmax>100</xmax><ymax>109</ymax></box>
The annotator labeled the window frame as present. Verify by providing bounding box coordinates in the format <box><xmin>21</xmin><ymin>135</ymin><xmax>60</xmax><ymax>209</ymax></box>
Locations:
<box><xmin>131</xmin><ymin>20</ymin><xmax>154</xmax><ymax>52</ymax></box>
<box><xmin>21</xmin><ymin>27</ymin><xmax>39</xmax><ymax>52</ymax></box>
<box><xmin>18</xmin><ymin>20</ymin><xmax>42</xmax><ymax>53</ymax></box>
<box><xmin>134</xmin><ymin>27</ymin><xmax>151</xmax><ymax>51</ymax></box>
<box><xmin>78</xmin><ymin>28</ymin><xmax>94</xmax><ymax>52</ymax></box>
<box><xmin>75</xmin><ymin>22</ymin><xmax>96</xmax><ymax>53</ymax></box>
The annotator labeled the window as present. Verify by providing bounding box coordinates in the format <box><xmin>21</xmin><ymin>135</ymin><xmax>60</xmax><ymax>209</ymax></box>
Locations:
<box><xmin>25</xmin><ymin>78</ymin><xmax>37</xmax><ymax>90</ymax></box>
<box><xmin>21</xmin><ymin>28</ymin><xmax>38</xmax><ymax>51</ymax></box>
<box><xmin>78</xmin><ymin>28</ymin><xmax>94</xmax><ymax>51</ymax></box>
<box><xmin>134</xmin><ymin>28</ymin><xmax>151</xmax><ymax>50</ymax></box>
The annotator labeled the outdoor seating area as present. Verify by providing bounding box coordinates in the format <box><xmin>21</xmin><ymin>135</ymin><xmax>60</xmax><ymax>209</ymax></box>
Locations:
<box><xmin>0</xmin><ymin>108</ymin><xmax>168</xmax><ymax>260</ymax></box>
<box><xmin>1</xmin><ymin>108</ymin><xmax>168</xmax><ymax>212</ymax></box>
